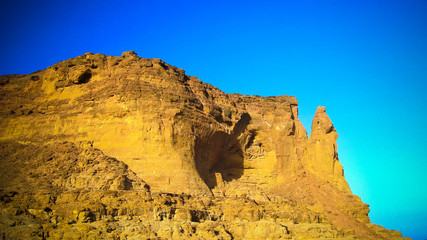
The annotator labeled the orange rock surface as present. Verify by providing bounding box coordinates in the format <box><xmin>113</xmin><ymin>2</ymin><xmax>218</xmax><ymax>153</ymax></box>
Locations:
<box><xmin>0</xmin><ymin>52</ymin><xmax>409</xmax><ymax>239</ymax></box>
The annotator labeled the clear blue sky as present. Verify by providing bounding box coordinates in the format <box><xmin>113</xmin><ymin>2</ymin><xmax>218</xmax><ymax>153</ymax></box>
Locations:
<box><xmin>1</xmin><ymin>1</ymin><xmax>426</xmax><ymax>239</ymax></box>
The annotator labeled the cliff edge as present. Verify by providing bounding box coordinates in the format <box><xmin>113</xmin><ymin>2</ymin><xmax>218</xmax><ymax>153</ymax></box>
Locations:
<box><xmin>0</xmin><ymin>52</ymin><xmax>409</xmax><ymax>239</ymax></box>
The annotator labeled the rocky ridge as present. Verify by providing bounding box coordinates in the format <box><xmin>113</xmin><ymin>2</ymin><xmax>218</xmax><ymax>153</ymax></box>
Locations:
<box><xmin>0</xmin><ymin>51</ymin><xmax>409</xmax><ymax>239</ymax></box>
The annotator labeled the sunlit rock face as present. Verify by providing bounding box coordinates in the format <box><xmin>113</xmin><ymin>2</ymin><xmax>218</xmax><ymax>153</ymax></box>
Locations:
<box><xmin>305</xmin><ymin>106</ymin><xmax>348</xmax><ymax>190</ymax></box>
<box><xmin>0</xmin><ymin>52</ymin><xmax>409</xmax><ymax>239</ymax></box>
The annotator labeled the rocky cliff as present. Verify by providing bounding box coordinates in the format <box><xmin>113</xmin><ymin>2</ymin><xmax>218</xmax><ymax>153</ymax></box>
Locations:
<box><xmin>0</xmin><ymin>52</ymin><xmax>409</xmax><ymax>239</ymax></box>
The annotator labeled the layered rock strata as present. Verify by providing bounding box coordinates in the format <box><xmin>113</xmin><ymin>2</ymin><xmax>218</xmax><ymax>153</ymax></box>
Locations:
<box><xmin>0</xmin><ymin>52</ymin><xmax>409</xmax><ymax>239</ymax></box>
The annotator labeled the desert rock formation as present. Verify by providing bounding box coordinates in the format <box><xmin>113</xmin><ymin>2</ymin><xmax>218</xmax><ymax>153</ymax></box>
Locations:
<box><xmin>0</xmin><ymin>52</ymin><xmax>409</xmax><ymax>239</ymax></box>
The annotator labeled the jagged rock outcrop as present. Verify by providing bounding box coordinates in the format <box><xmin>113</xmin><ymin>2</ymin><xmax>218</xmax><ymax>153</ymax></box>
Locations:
<box><xmin>0</xmin><ymin>52</ymin><xmax>409</xmax><ymax>239</ymax></box>
<box><xmin>305</xmin><ymin>106</ymin><xmax>349</xmax><ymax>191</ymax></box>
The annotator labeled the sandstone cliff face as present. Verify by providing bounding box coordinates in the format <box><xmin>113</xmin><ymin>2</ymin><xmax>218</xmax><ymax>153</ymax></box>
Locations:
<box><xmin>305</xmin><ymin>106</ymin><xmax>348</xmax><ymax>190</ymax></box>
<box><xmin>0</xmin><ymin>52</ymin><xmax>409</xmax><ymax>239</ymax></box>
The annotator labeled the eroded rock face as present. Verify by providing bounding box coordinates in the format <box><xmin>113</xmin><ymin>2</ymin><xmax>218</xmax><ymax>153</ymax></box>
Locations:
<box><xmin>305</xmin><ymin>106</ymin><xmax>348</xmax><ymax>190</ymax></box>
<box><xmin>0</xmin><ymin>52</ymin><xmax>409</xmax><ymax>239</ymax></box>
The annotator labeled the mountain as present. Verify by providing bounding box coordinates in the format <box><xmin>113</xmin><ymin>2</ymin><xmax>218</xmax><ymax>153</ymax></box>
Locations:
<box><xmin>0</xmin><ymin>51</ymin><xmax>409</xmax><ymax>239</ymax></box>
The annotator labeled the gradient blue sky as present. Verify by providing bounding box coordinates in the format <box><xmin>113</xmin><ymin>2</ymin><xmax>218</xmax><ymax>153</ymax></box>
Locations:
<box><xmin>1</xmin><ymin>1</ymin><xmax>426</xmax><ymax>239</ymax></box>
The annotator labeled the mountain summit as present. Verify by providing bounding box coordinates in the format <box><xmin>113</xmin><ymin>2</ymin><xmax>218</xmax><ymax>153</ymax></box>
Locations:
<box><xmin>0</xmin><ymin>51</ymin><xmax>409</xmax><ymax>239</ymax></box>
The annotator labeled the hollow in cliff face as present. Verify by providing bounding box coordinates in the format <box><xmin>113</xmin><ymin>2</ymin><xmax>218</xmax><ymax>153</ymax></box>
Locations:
<box><xmin>194</xmin><ymin>113</ymin><xmax>252</xmax><ymax>188</ymax></box>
